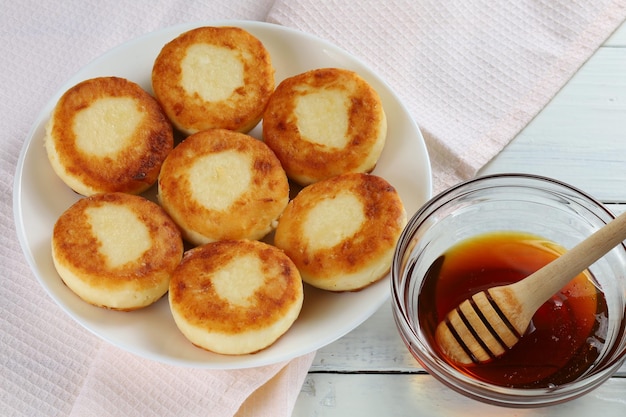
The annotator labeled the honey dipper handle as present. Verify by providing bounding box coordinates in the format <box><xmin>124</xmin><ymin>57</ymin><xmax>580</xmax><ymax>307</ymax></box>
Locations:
<box><xmin>515</xmin><ymin>210</ymin><xmax>626</xmax><ymax>312</ymax></box>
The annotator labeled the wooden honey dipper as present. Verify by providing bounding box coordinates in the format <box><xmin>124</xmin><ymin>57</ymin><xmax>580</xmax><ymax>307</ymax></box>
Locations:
<box><xmin>435</xmin><ymin>210</ymin><xmax>626</xmax><ymax>365</ymax></box>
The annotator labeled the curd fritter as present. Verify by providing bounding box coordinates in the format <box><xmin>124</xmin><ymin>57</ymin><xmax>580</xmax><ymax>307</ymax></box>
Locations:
<box><xmin>263</xmin><ymin>68</ymin><xmax>387</xmax><ymax>185</ymax></box>
<box><xmin>169</xmin><ymin>239</ymin><xmax>303</xmax><ymax>355</ymax></box>
<box><xmin>44</xmin><ymin>76</ymin><xmax>173</xmax><ymax>196</ymax></box>
<box><xmin>152</xmin><ymin>26</ymin><xmax>275</xmax><ymax>134</ymax></box>
<box><xmin>51</xmin><ymin>192</ymin><xmax>184</xmax><ymax>310</ymax></box>
<box><xmin>158</xmin><ymin>128</ymin><xmax>289</xmax><ymax>245</ymax></box>
<box><xmin>274</xmin><ymin>173</ymin><xmax>406</xmax><ymax>291</ymax></box>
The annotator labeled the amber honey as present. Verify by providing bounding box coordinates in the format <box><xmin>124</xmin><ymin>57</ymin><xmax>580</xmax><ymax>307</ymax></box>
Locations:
<box><xmin>418</xmin><ymin>231</ymin><xmax>608</xmax><ymax>388</ymax></box>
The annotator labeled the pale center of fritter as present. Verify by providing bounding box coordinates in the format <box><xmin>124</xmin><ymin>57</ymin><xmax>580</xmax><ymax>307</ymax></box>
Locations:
<box><xmin>294</xmin><ymin>89</ymin><xmax>350</xmax><ymax>149</ymax></box>
<box><xmin>181</xmin><ymin>43</ymin><xmax>244</xmax><ymax>102</ymax></box>
<box><xmin>187</xmin><ymin>150</ymin><xmax>252</xmax><ymax>211</ymax></box>
<box><xmin>302</xmin><ymin>191</ymin><xmax>365</xmax><ymax>249</ymax></box>
<box><xmin>73</xmin><ymin>97</ymin><xmax>143</xmax><ymax>157</ymax></box>
<box><xmin>211</xmin><ymin>254</ymin><xmax>264</xmax><ymax>307</ymax></box>
<box><xmin>86</xmin><ymin>205</ymin><xmax>150</xmax><ymax>268</ymax></box>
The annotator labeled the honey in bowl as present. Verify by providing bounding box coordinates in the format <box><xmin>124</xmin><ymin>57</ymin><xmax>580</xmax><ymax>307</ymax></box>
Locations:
<box><xmin>418</xmin><ymin>231</ymin><xmax>608</xmax><ymax>388</ymax></box>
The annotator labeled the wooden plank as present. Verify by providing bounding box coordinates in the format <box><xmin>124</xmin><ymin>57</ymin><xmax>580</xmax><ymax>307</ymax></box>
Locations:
<box><xmin>480</xmin><ymin>47</ymin><xmax>626</xmax><ymax>203</ymax></box>
<box><xmin>292</xmin><ymin>373</ymin><xmax>626</xmax><ymax>417</ymax></box>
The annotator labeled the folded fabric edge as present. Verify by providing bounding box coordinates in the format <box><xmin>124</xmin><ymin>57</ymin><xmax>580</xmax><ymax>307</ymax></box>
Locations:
<box><xmin>234</xmin><ymin>351</ymin><xmax>316</xmax><ymax>417</ymax></box>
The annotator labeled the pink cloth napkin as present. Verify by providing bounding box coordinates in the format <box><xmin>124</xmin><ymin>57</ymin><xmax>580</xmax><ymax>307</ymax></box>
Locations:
<box><xmin>2</xmin><ymin>0</ymin><xmax>625</xmax><ymax>416</ymax></box>
<box><xmin>268</xmin><ymin>0</ymin><xmax>626</xmax><ymax>193</ymax></box>
<box><xmin>66</xmin><ymin>347</ymin><xmax>312</xmax><ymax>416</ymax></box>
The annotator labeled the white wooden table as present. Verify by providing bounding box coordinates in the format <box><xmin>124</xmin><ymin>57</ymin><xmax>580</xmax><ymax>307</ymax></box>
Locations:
<box><xmin>293</xmin><ymin>20</ymin><xmax>626</xmax><ymax>417</ymax></box>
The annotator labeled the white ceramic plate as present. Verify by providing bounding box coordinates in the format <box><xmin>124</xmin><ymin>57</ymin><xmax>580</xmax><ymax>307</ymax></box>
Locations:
<box><xmin>13</xmin><ymin>21</ymin><xmax>432</xmax><ymax>369</ymax></box>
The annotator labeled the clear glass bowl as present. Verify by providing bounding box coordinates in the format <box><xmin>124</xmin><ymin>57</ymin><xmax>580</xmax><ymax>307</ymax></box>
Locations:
<box><xmin>391</xmin><ymin>173</ymin><xmax>626</xmax><ymax>407</ymax></box>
